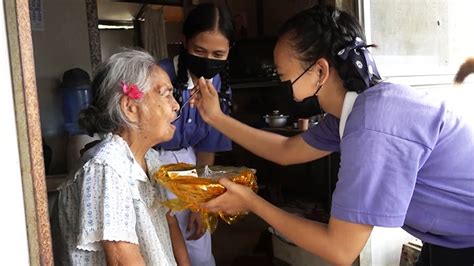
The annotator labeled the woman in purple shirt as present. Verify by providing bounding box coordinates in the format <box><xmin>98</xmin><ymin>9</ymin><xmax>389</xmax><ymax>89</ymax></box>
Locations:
<box><xmin>191</xmin><ymin>4</ymin><xmax>474</xmax><ymax>266</ymax></box>
<box><xmin>154</xmin><ymin>3</ymin><xmax>233</xmax><ymax>266</ymax></box>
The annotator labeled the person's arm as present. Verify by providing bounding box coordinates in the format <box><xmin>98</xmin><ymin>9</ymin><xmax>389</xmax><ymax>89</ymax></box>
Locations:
<box><xmin>202</xmin><ymin>179</ymin><xmax>372</xmax><ymax>265</ymax></box>
<box><xmin>192</xmin><ymin>78</ymin><xmax>330</xmax><ymax>165</ymax></box>
<box><xmin>166</xmin><ymin>213</ymin><xmax>191</xmax><ymax>266</ymax></box>
<box><xmin>102</xmin><ymin>241</ymin><xmax>146</xmax><ymax>266</ymax></box>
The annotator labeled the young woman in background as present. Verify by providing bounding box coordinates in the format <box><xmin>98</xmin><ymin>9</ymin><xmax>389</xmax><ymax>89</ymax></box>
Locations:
<box><xmin>154</xmin><ymin>3</ymin><xmax>234</xmax><ymax>266</ymax></box>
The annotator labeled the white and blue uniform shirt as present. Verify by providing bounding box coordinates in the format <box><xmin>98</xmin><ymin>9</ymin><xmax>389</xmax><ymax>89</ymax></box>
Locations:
<box><xmin>156</xmin><ymin>56</ymin><xmax>232</xmax><ymax>152</ymax></box>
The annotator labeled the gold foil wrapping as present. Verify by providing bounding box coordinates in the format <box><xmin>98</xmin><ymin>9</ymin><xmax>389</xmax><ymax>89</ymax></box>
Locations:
<box><xmin>155</xmin><ymin>163</ymin><xmax>258</xmax><ymax>232</ymax></box>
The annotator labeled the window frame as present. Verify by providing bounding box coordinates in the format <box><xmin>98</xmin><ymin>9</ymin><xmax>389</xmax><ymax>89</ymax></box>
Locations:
<box><xmin>356</xmin><ymin>0</ymin><xmax>473</xmax><ymax>87</ymax></box>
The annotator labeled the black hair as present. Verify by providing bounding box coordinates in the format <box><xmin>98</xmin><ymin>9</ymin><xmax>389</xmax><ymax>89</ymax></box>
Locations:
<box><xmin>175</xmin><ymin>3</ymin><xmax>234</xmax><ymax>101</ymax></box>
<box><xmin>278</xmin><ymin>2</ymin><xmax>380</xmax><ymax>92</ymax></box>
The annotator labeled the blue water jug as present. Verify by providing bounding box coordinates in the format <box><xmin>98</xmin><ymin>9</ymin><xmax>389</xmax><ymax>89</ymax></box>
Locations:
<box><xmin>61</xmin><ymin>68</ymin><xmax>92</xmax><ymax>135</ymax></box>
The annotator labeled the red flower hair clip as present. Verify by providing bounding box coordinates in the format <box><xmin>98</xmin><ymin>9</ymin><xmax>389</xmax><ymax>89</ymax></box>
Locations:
<box><xmin>120</xmin><ymin>81</ymin><xmax>143</xmax><ymax>100</ymax></box>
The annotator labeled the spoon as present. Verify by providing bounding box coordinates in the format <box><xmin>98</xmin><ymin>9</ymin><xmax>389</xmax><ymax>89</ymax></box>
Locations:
<box><xmin>172</xmin><ymin>87</ymin><xmax>201</xmax><ymax>123</ymax></box>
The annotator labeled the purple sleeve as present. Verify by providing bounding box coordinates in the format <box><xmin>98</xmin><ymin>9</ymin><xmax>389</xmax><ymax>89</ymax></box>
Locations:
<box><xmin>331</xmin><ymin>128</ymin><xmax>428</xmax><ymax>227</ymax></box>
<box><xmin>301</xmin><ymin>114</ymin><xmax>341</xmax><ymax>152</ymax></box>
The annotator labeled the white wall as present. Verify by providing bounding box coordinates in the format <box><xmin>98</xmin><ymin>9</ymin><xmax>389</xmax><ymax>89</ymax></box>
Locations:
<box><xmin>0</xmin><ymin>2</ymin><xmax>30</xmax><ymax>264</ymax></box>
<box><xmin>100</xmin><ymin>29</ymin><xmax>135</xmax><ymax>60</ymax></box>
<box><xmin>32</xmin><ymin>0</ymin><xmax>91</xmax><ymax>174</ymax></box>
<box><xmin>360</xmin><ymin>227</ymin><xmax>417</xmax><ymax>266</ymax></box>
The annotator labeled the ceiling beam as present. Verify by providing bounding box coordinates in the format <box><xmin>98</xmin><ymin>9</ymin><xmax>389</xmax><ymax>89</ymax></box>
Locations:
<box><xmin>113</xmin><ymin>0</ymin><xmax>183</xmax><ymax>6</ymax></box>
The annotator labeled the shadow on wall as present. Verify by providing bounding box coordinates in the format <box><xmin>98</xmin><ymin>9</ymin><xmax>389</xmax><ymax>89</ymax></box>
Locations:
<box><xmin>38</xmin><ymin>76</ymin><xmax>67</xmax><ymax>175</ymax></box>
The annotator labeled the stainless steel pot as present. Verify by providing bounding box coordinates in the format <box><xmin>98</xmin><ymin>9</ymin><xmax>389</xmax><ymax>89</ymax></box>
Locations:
<box><xmin>264</xmin><ymin>110</ymin><xmax>289</xmax><ymax>128</ymax></box>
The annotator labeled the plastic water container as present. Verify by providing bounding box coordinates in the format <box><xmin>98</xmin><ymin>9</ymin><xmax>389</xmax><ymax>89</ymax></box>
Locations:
<box><xmin>63</xmin><ymin>85</ymin><xmax>92</xmax><ymax>135</ymax></box>
<box><xmin>61</xmin><ymin>68</ymin><xmax>92</xmax><ymax>135</ymax></box>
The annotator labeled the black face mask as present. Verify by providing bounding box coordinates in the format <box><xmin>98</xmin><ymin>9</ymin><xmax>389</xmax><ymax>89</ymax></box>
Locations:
<box><xmin>281</xmin><ymin>61</ymin><xmax>324</xmax><ymax>118</ymax></box>
<box><xmin>185</xmin><ymin>52</ymin><xmax>227</xmax><ymax>79</ymax></box>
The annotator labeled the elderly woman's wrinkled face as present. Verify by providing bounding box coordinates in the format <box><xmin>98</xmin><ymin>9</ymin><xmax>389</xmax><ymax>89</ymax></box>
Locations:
<box><xmin>139</xmin><ymin>66</ymin><xmax>179</xmax><ymax>143</ymax></box>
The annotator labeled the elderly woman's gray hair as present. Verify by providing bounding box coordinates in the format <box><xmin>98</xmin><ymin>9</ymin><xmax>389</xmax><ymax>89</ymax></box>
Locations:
<box><xmin>79</xmin><ymin>49</ymin><xmax>157</xmax><ymax>135</ymax></box>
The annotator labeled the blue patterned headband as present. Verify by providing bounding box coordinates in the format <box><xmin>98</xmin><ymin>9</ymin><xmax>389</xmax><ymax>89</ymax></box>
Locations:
<box><xmin>337</xmin><ymin>37</ymin><xmax>381</xmax><ymax>88</ymax></box>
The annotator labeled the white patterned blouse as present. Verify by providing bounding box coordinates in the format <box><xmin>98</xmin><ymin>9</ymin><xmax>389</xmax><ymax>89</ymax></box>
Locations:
<box><xmin>53</xmin><ymin>133</ymin><xmax>176</xmax><ymax>265</ymax></box>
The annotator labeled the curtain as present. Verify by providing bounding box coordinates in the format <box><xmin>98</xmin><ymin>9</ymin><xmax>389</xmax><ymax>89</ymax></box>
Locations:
<box><xmin>142</xmin><ymin>6</ymin><xmax>168</xmax><ymax>60</ymax></box>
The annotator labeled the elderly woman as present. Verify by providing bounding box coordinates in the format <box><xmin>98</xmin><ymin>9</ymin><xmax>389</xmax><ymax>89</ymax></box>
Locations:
<box><xmin>52</xmin><ymin>49</ymin><xmax>190</xmax><ymax>265</ymax></box>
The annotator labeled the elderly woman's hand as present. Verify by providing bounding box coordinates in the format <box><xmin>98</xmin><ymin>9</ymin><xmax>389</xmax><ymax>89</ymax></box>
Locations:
<box><xmin>186</xmin><ymin>211</ymin><xmax>206</xmax><ymax>240</ymax></box>
<box><xmin>200</xmin><ymin>178</ymin><xmax>257</xmax><ymax>215</ymax></box>
<box><xmin>191</xmin><ymin>77</ymin><xmax>225</xmax><ymax>124</ymax></box>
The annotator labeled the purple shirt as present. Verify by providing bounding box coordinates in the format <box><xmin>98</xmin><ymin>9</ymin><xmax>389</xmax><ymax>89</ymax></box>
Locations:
<box><xmin>302</xmin><ymin>82</ymin><xmax>474</xmax><ymax>248</ymax></box>
<box><xmin>156</xmin><ymin>57</ymin><xmax>232</xmax><ymax>152</ymax></box>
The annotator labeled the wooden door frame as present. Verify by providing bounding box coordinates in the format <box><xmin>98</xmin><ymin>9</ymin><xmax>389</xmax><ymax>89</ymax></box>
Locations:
<box><xmin>4</xmin><ymin>0</ymin><xmax>53</xmax><ymax>264</ymax></box>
